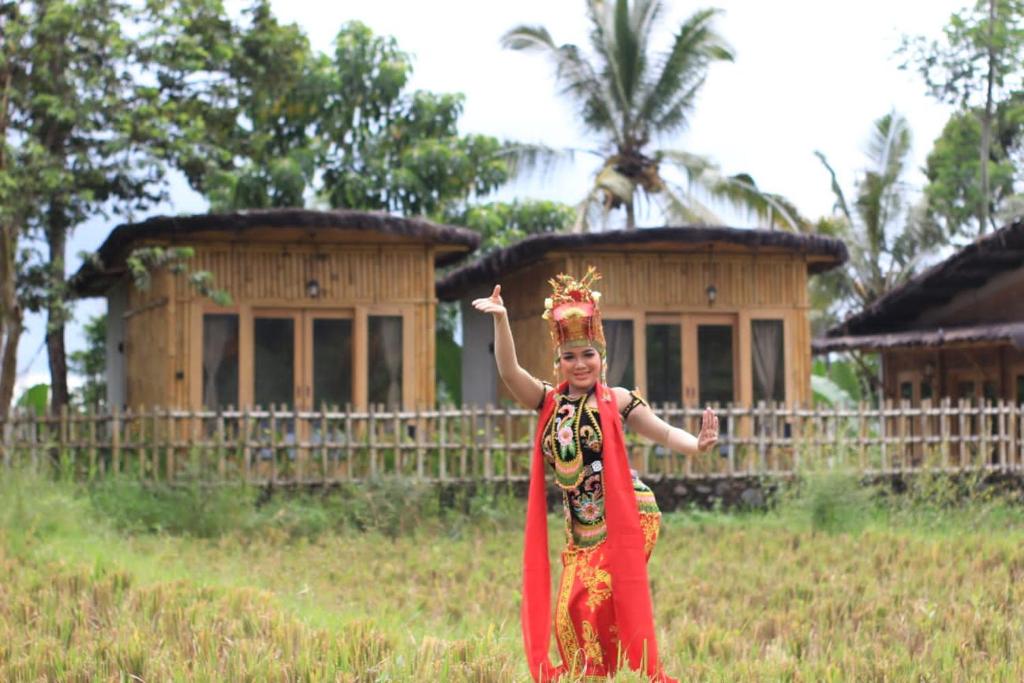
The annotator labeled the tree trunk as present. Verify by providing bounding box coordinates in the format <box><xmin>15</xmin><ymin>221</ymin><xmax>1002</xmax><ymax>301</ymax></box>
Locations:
<box><xmin>0</xmin><ymin>308</ymin><xmax>21</xmax><ymax>421</ymax></box>
<box><xmin>980</xmin><ymin>0</ymin><xmax>997</xmax><ymax>235</ymax></box>
<box><xmin>46</xmin><ymin>208</ymin><xmax>69</xmax><ymax>414</ymax></box>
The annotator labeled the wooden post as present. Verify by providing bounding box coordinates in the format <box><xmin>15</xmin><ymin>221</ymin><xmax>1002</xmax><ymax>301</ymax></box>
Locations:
<box><xmin>958</xmin><ymin>398</ymin><xmax>969</xmax><ymax>469</ymax></box>
<box><xmin>111</xmin><ymin>405</ymin><xmax>121</xmax><ymax>475</ymax></box>
<box><xmin>504</xmin><ymin>406</ymin><xmax>513</xmax><ymax>482</ymax></box>
<box><xmin>393</xmin><ymin>406</ymin><xmax>403</xmax><ymax>476</ymax></box>
<box><xmin>241</xmin><ymin>407</ymin><xmax>252</xmax><ymax>484</ymax></box>
<box><xmin>879</xmin><ymin>400</ymin><xmax>890</xmax><ymax>473</ymax></box>
<box><xmin>921</xmin><ymin>398</ymin><xmax>932</xmax><ymax>469</ymax></box>
<box><xmin>438</xmin><ymin>405</ymin><xmax>447</xmax><ymax>480</ymax></box>
<box><xmin>216</xmin><ymin>409</ymin><xmax>226</xmax><ymax>482</ymax></box>
<box><xmin>368</xmin><ymin>403</ymin><xmax>377</xmax><ymax>479</ymax></box>
<box><xmin>857</xmin><ymin>401</ymin><xmax>867</xmax><ymax>471</ymax></box>
<box><xmin>940</xmin><ymin>398</ymin><xmax>951</xmax><ymax>468</ymax></box>
<box><xmin>319</xmin><ymin>404</ymin><xmax>329</xmax><ymax>484</ymax></box>
<box><xmin>464</xmin><ymin>405</ymin><xmax>474</xmax><ymax>478</ymax></box>
<box><xmin>415</xmin><ymin>406</ymin><xmax>425</xmax><ymax>480</ymax></box>
<box><xmin>483</xmin><ymin>404</ymin><xmax>494</xmax><ymax>481</ymax></box>
<box><xmin>269</xmin><ymin>404</ymin><xmax>279</xmax><ymax>486</ymax></box>
<box><xmin>979</xmin><ymin>399</ymin><xmax>990</xmax><ymax>469</ymax></box>
<box><xmin>344</xmin><ymin>405</ymin><xmax>353</xmax><ymax>481</ymax></box>
<box><xmin>87</xmin><ymin>405</ymin><xmax>97</xmax><ymax>479</ymax></box>
<box><xmin>166</xmin><ymin>409</ymin><xmax>176</xmax><ymax>480</ymax></box>
<box><xmin>59</xmin><ymin>404</ymin><xmax>69</xmax><ymax>474</ymax></box>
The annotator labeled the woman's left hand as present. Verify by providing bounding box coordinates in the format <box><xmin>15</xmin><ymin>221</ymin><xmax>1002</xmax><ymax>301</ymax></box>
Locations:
<box><xmin>697</xmin><ymin>407</ymin><xmax>719</xmax><ymax>453</ymax></box>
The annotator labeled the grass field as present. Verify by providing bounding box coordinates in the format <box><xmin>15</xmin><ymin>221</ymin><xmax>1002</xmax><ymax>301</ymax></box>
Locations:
<box><xmin>3</xmin><ymin>469</ymin><xmax>1024</xmax><ymax>681</ymax></box>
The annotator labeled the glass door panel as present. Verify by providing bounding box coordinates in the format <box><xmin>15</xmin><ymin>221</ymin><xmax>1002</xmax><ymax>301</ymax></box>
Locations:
<box><xmin>368</xmin><ymin>315</ymin><xmax>403</xmax><ymax>407</ymax></box>
<box><xmin>312</xmin><ymin>317</ymin><xmax>353</xmax><ymax>409</ymax></box>
<box><xmin>698</xmin><ymin>324</ymin><xmax>735</xmax><ymax>405</ymax></box>
<box><xmin>202</xmin><ymin>313</ymin><xmax>239</xmax><ymax>409</ymax></box>
<box><xmin>253</xmin><ymin>316</ymin><xmax>297</xmax><ymax>408</ymax></box>
<box><xmin>646</xmin><ymin>322</ymin><xmax>681</xmax><ymax>404</ymax></box>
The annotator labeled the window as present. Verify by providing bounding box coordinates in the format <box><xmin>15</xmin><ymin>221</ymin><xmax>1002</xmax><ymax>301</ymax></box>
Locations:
<box><xmin>312</xmin><ymin>318</ymin><xmax>353</xmax><ymax>408</ymax></box>
<box><xmin>751</xmin><ymin>320</ymin><xmax>785</xmax><ymax>403</ymax></box>
<box><xmin>698</xmin><ymin>324</ymin><xmax>734</xmax><ymax>405</ymax></box>
<box><xmin>254</xmin><ymin>317</ymin><xmax>295</xmax><ymax>408</ymax></box>
<box><xmin>646</xmin><ymin>323</ymin><xmax>681</xmax><ymax>404</ymax></box>
<box><xmin>603</xmin><ymin>319</ymin><xmax>635</xmax><ymax>388</ymax></box>
<box><xmin>1017</xmin><ymin>375</ymin><xmax>1024</xmax><ymax>404</ymax></box>
<box><xmin>899</xmin><ymin>382</ymin><xmax>914</xmax><ymax>401</ymax></box>
<box><xmin>920</xmin><ymin>381</ymin><xmax>933</xmax><ymax>401</ymax></box>
<box><xmin>202</xmin><ymin>314</ymin><xmax>239</xmax><ymax>409</ymax></box>
<box><xmin>368</xmin><ymin>316</ymin><xmax>403</xmax><ymax>407</ymax></box>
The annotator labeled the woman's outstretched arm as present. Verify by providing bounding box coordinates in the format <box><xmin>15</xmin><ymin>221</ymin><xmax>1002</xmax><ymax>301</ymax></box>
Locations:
<box><xmin>613</xmin><ymin>388</ymin><xmax>719</xmax><ymax>455</ymax></box>
<box><xmin>471</xmin><ymin>285</ymin><xmax>546</xmax><ymax>409</ymax></box>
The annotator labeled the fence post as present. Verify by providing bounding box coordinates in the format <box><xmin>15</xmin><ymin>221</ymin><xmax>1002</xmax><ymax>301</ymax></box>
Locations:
<box><xmin>483</xmin><ymin>403</ymin><xmax>494</xmax><ymax>481</ymax></box>
<box><xmin>940</xmin><ymin>398</ymin><xmax>950</xmax><ymax>468</ymax></box>
<box><xmin>86</xmin><ymin>405</ymin><xmax>97</xmax><ymax>479</ymax></box>
<box><xmin>998</xmin><ymin>400</ymin><xmax>1008</xmax><ymax>471</ymax></box>
<box><xmin>344</xmin><ymin>405</ymin><xmax>354</xmax><ymax>481</ymax></box>
<box><xmin>504</xmin><ymin>406</ymin><xmax>513</xmax><ymax>482</ymax></box>
<box><xmin>241</xmin><ymin>407</ymin><xmax>252</xmax><ymax>484</ymax></box>
<box><xmin>415</xmin><ymin>406</ymin><xmax>425</xmax><ymax>480</ymax></box>
<box><xmin>393</xmin><ymin>406</ymin><xmax>403</xmax><ymax>476</ymax></box>
<box><xmin>111</xmin><ymin>405</ymin><xmax>121</xmax><ymax>475</ymax></box>
<box><xmin>438</xmin><ymin>405</ymin><xmax>447</xmax><ymax>481</ymax></box>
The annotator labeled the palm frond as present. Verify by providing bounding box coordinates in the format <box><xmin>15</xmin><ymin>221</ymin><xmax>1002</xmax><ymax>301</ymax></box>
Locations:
<box><xmin>661</xmin><ymin>181</ymin><xmax>721</xmax><ymax>225</ymax></box>
<box><xmin>814</xmin><ymin>150</ymin><xmax>852</xmax><ymax>223</ymax></box>
<box><xmin>497</xmin><ymin>142</ymin><xmax>579</xmax><ymax>180</ymax></box>
<box><xmin>657</xmin><ymin>148</ymin><xmax>715</xmax><ymax>183</ymax></box>
<box><xmin>502</xmin><ymin>24</ymin><xmax>620</xmax><ymax>142</ymax></box>
<box><xmin>704</xmin><ymin>172</ymin><xmax>807</xmax><ymax>232</ymax></box>
<box><xmin>639</xmin><ymin>8</ymin><xmax>732</xmax><ymax>137</ymax></box>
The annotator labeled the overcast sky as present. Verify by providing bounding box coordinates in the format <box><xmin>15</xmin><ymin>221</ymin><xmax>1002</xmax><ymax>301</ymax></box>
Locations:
<box><xmin>16</xmin><ymin>0</ymin><xmax>968</xmax><ymax>395</ymax></box>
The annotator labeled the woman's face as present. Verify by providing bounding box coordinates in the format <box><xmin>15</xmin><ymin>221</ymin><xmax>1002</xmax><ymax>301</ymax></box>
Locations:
<box><xmin>558</xmin><ymin>346</ymin><xmax>603</xmax><ymax>394</ymax></box>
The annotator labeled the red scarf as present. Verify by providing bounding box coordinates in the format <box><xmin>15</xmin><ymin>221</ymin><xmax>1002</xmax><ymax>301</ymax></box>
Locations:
<box><xmin>522</xmin><ymin>381</ymin><xmax>662</xmax><ymax>681</ymax></box>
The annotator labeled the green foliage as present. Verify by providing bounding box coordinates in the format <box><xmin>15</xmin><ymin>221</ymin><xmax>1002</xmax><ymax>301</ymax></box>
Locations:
<box><xmin>68</xmin><ymin>314</ymin><xmax>106</xmax><ymax>407</ymax></box>
<box><xmin>123</xmin><ymin>246</ymin><xmax>232</xmax><ymax>306</ymax></box>
<box><xmin>15</xmin><ymin>383</ymin><xmax>49</xmax><ymax>416</ymax></box>
<box><xmin>923</xmin><ymin>98</ymin><xmax>1024</xmax><ymax>237</ymax></box>
<box><xmin>435</xmin><ymin>325</ymin><xmax>462</xmax><ymax>406</ymax></box>
<box><xmin>812</xmin><ymin>357</ymin><xmax>867</xmax><ymax>406</ymax></box>
<box><xmin>900</xmin><ymin>0</ymin><xmax>1024</xmax><ymax>236</ymax></box>
<box><xmin>88</xmin><ymin>473</ymin><xmax>258</xmax><ymax>538</ymax></box>
<box><xmin>447</xmin><ymin>199</ymin><xmax>575</xmax><ymax>253</ymax></box>
<box><xmin>152</xmin><ymin>9</ymin><xmax>512</xmax><ymax>217</ymax></box>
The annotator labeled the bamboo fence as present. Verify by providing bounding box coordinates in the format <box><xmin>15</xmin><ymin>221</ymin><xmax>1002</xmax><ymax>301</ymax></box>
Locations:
<box><xmin>1</xmin><ymin>398</ymin><xmax>1022</xmax><ymax>485</ymax></box>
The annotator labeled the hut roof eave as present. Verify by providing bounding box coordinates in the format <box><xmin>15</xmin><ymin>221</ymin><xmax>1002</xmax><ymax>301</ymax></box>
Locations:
<box><xmin>71</xmin><ymin>208</ymin><xmax>481</xmax><ymax>298</ymax></box>
<box><xmin>812</xmin><ymin>321</ymin><xmax>1024</xmax><ymax>354</ymax></box>
<box><xmin>825</xmin><ymin>219</ymin><xmax>1024</xmax><ymax>337</ymax></box>
<box><xmin>435</xmin><ymin>225</ymin><xmax>848</xmax><ymax>301</ymax></box>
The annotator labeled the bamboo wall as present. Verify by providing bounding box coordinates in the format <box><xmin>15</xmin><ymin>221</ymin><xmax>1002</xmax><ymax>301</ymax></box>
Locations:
<box><xmin>498</xmin><ymin>248</ymin><xmax>815</xmax><ymax>406</ymax></box>
<box><xmin>116</xmin><ymin>238</ymin><xmax>441</xmax><ymax>410</ymax></box>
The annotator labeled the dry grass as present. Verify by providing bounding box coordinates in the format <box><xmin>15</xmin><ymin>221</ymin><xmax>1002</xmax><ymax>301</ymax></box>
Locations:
<box><xmin>3</xmin><ymin>469</ymin><xmax>1024</xmax><ymax>681</ymax></box>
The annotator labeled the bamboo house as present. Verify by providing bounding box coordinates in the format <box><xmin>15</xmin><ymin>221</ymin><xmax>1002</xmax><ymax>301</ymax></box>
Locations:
<box><xmin>438</xmin><ymin>227</ymin><xmax>847</xmax><ymax>408</ymax></box>
<box><xmin>72</xmin><ymin>209</ymin><xmax>480</xmax><ymax>412</ymax></box>
<box><xmin>815</xmin><ymin>219</ymin><xmax>1024</xmax><ymax>404</ymax></box>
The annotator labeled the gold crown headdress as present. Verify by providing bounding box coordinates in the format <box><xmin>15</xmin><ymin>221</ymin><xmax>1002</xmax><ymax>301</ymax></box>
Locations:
<box><xmin>542</xmin><ymin>266</ymin><xmax>606</xmax><ymax>358</ymax></box>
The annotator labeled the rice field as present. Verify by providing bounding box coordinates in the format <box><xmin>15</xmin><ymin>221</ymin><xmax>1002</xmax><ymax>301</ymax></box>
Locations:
<box><xmin>3</xmin><ymin>470</ymin><xmax>1024</xmax><ymax>681</ymax></box>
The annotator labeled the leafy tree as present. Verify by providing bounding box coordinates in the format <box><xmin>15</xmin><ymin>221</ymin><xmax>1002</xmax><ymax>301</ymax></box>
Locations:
<box><xmin>901</xmin><ymin>0</ymin><xmax>1024</xmax><ymax>235</ymax></box>
<box><xmin>502</xmin><ymin>0</ymin><xmax>803</xmax><ymax>231</ymax></box>
<box><xmin>446</xmin><ymin>199</ymin><xmax>576</xmax><ymax>253</ymax></box>
<box><xmin>3</xmin><ymin>0</ymin><xmax>175</xmax><ymax>415</ymax></box>
<box><xmin>921</xmin><ymin>95</ymin><xmax>1024</xmax><ymax>237</ymax></box>
<box><xmin>68</xmin><ymin>314</ymin><xmax>106</xmax><ymax>408</ymax></box>
<box><xmin>815</xmin><ymin>113</ymin><xmax>945</xmax><ymax>397</ymax></box>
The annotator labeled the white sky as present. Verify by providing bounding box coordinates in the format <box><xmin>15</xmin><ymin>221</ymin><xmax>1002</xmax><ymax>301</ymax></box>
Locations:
<box><xmin>16</xmin><ymin>0</ymin><xmax>967</xmax><ymax>395</ymax></box>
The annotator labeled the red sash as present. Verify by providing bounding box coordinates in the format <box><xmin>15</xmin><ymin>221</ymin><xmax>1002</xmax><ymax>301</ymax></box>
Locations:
<box><xmin>522</xmin><ymin>381</ymin><xmax>662</xmax><ymax>680</ymax></box>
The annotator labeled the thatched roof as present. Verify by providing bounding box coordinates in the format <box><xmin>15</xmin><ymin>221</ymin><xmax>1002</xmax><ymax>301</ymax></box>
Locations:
<box><xmin>825</xmin><ymin>219</ymin><xmax>1024</xmax><ymax>339</ymax></box>
<box><xmin>813</xmin><ymin>322</ymin><xmax>1024</xmax><ymax>353</ymax></box>
<box><xmin>71</xmin><ymin>208</ymin><xmax>481</xmax><ymax>297</ymax></box>
<box><xmin>436</xmin><ymin>226</ymin><xmax>848</xmax><ymax>301</ymax></box>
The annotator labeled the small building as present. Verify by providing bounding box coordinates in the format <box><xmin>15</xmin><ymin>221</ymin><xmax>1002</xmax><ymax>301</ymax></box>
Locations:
<box><xmin>814</xmin><ymin>220</ymin><xmax>1024</xmax><ymax>404</ymax></box>
<box><xmin>437</xmin><ymin>227</ymin><xmax>847</xmax><ymax>407</ymax></box>
<box><xmin>72</xmin><ymin>209</ymin><xmax>479</xmax><ymax>411</ymax></box>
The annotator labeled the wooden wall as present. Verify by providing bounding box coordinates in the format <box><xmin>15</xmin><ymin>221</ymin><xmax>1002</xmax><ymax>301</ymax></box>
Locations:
<box><xmin>883</xmin><ymin>345</ymin><xmax>1024</xmax><ymax>402</ymax></box>
<box><xmin>498</xmin><ymin>249</ymin><xmax>815</xmax><ymax>406</ymax></box>
<box><xmin>119</xmin><ymin>239</ymin><xmax>439</xmax><ymax>410</ymax></box>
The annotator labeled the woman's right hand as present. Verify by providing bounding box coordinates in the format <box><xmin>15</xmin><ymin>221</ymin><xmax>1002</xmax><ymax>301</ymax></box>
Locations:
<box><xmin>472</xmin><ymin>285</ymin><xmax>507</xmax><ymax>319</ymax></box>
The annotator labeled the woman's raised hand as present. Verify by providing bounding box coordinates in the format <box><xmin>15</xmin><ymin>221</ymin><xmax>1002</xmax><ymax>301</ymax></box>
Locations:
<box><xmin>697</xmin><ymin>407</ymin><xmax>719</xmax><ymax>453</ymax></box>
<box><xmin>472</xmin><ymin>285</ymin><xmax>507</xmax><ymax>319</ymax></box>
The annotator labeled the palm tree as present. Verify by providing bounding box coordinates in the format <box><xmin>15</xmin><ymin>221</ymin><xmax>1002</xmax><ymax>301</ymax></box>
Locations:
<box><xmin>502</xmin><ymin>0</ymin><xmax>803</xmax><ymax>231</ymax></box>
<box><xmin>815</xmin><ymin>111</ymin><xmax>945</xmax><ymax>397</ymax></box>
<box><xmin>815</xmin><ymin>112</ymin><xmax>942</xmax><ymax>315</ymax></box>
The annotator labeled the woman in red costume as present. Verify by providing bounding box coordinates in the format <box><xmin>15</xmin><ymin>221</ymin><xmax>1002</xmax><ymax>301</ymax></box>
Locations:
<box><xmin>473</xmin><ymin>267</ymin><xmax>719</xmax><ymax>682</ymax></box>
